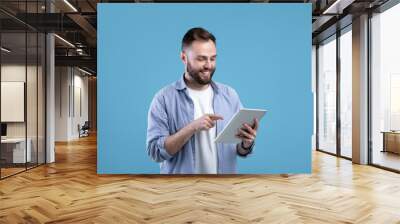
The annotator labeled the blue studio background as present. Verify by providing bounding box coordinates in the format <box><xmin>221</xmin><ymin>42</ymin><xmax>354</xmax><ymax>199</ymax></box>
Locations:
<box><xmin>98</xmin><ymin>3</ymin><xmax>312</xmax><ymax>174</ymax></box>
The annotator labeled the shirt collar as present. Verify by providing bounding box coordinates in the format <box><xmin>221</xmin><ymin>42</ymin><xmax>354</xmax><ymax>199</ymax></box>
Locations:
<box><xmin>175</xmin><ymin>74</ymin><xmax>219</xmax><ymax>93</ymax></box>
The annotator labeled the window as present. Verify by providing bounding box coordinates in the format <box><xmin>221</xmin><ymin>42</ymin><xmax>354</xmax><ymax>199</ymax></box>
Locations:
<box><xmin>371</xmin><ymin>2</ymin><xmax>400</xmax><ymax>171</ymax></box>
<box><xmin>339</xmin><ymin>27</ymin><xmax>352</xmax><ymax>158</ymax></box>
<box><xmin>317</xmin><ymin>35</ymin><xmax>337</xmax><ymax>154</ymax></box>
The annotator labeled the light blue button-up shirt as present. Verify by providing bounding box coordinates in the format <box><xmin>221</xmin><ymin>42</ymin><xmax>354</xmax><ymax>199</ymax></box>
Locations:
<box><xmin>146</xmin><ymin>75</ymin><xmax>251</xmax><ymax>174</ymax></box>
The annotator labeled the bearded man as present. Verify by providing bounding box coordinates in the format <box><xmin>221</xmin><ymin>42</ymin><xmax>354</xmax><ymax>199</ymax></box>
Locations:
<box><xmin>146</xmin><ymin>27</ymin><xmax>259</xmax><ymax>174</ymax></box>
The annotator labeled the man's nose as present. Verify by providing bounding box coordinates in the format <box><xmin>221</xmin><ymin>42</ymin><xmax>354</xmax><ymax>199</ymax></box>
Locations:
<box><xmin>204</xmin><ymin>60</ymin><xmax>211</xmax><ymax>69</ymax></box>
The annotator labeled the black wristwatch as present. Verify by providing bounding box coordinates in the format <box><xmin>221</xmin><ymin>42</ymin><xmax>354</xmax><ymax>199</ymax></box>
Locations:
<box><xmin>241</xmin><ymin>141</ymin><xmax>255</xmax><ymax>152</ymax></box>
<box><xmin>240</xmin><ymin>141</ymin><xmax>254</xmax><ymax>150</ymax></box>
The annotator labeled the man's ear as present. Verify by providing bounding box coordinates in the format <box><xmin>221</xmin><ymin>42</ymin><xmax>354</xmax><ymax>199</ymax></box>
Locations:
<box><xmin>180</xmin><ymin>51</ymin><xmax>187</xmax><ymax>64</ymax></box>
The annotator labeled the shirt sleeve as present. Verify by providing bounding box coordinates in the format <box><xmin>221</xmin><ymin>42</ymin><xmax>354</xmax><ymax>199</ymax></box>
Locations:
<box><xmin>146</xmin><ymin>92</ymin><xmax>174</xmax><ymax>162</ymax></box>
<box><xmin>229</xmin><ymin>87</ymin><xmax>243</xmax><ymax>112</ymax></box>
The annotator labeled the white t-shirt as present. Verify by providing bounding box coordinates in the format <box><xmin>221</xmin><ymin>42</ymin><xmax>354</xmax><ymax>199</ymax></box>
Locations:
<box><xmin>187</xmin><ymin>85</ymin><xmax>218</xmax><ymax>174</ymax></box>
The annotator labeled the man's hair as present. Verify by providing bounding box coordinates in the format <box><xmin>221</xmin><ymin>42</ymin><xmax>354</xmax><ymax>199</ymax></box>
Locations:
<box><xmin>181</xmin><ymin>27</ymin><xmax>216</xmax><ymax>51</ymax></box>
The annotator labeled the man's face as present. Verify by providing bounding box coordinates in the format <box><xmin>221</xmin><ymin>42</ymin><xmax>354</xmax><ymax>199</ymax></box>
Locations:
<box><xmin>182</xmin><ymin>40</ymin><xmax>217</xmax><ymax>85</ymax></box>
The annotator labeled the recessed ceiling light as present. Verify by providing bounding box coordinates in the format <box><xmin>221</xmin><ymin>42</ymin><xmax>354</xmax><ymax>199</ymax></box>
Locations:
<box><xmin>63</xmin><ymin>0</ymin><xmax>78</xmax><ymax>12</ymax></box>
<box><xmin>54</xmin><ymin>34</ymin><xmax>75</xmax><ymax>48</ymax></box>
<box><xmin>322</xmin><ymin>0</ymin><xmax>354</xmax><ymax>15</ymax></box>
<box><xmin>78</xmin><ymin>67</ymin><xmax>93</xmax><ymax>76</ymax></box>
<box><xmin>1</xmin><ymin>47</ymin><xmax>11</xmax><ymax>53</ymax></box>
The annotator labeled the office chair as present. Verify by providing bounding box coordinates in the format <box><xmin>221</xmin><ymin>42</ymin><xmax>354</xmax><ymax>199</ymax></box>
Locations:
<box><xmin>79</xmin><ymin>121</ymin><xmax>90</xmax><ymax>138</ymax></box>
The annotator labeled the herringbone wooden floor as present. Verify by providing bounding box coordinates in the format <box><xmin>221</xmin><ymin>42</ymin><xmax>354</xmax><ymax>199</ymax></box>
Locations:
<box><xmin>1</xmin><ymin>134</ymin><xmax>400</xmax><ymax>224</ymax></box>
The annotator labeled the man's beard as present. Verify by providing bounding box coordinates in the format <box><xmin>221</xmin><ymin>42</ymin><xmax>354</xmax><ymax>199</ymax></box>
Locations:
<box><xmin>187</xmin><ymin>62</ymin><xmax>216</xmax><ymax>85</ymax></box>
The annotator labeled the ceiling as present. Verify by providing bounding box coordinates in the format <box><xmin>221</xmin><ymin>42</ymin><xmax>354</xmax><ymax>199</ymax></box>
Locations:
<box><xmin>0</xmin><ymin>0</ymin><xmax>392</xmax><ymax>75</ymax></box>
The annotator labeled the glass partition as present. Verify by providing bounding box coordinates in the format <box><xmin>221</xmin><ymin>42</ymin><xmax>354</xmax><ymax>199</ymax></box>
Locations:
<box><xmin>0</xmin><ymin>1</ymin><xmax>46</xmax><ymax>179</ymax></box>
<box><xmin>1</xmin><ymin>31</ymin><xmax>28</xmax><ymax>177</ymax></box>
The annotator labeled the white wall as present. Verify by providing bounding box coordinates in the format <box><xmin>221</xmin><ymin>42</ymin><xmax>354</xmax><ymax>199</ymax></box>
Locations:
<box><xmin>72</xmin><ymin>73</ymin><xmax>89</xmax><ymax>138</ymax></box>
<box><xmin>55</xmin><ymin>66</ymin><xmax>69</xmax><ymax>141</ymax></box>
<box><xmin>55</xmin><ymin>67</ymin><xmax>89</xmax><ymax>141</ymax></box>
<box><xmin>1</xmin><ymin>65</ymin><xmax>42</xmax><ymax>138</ymax></box>
<box><xmin>1</xmin><ymin>65</ymin><xmax>26</xmax><ymax>136</ymax></box>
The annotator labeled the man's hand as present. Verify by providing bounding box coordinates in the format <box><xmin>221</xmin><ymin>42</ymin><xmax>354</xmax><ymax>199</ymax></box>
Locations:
<box><xmin>190</xmin><ymin>114</ymin><xmax>223</xmax><ymax>132</ymax></box>
<box><xmin>164</xmin><ymin>114</ymin><xmax>223</xmax><ymax>156</ymax></box>
<box><xmin>235</xmin><ymin>118</ymin><xmax>259</xmax><ymax>148</ymax></box>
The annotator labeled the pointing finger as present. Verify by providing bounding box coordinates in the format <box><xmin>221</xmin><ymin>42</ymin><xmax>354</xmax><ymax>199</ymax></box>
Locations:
<box><xmin>209</xmin><ymin>114</ymin><xmax>224</xmax><ymax>121</ymax></box>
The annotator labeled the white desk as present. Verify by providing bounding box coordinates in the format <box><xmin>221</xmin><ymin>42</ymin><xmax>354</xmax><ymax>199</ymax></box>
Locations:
<box><xmin>1</xmin><ymin>138</ymin><xmax>32</xmax><ymax>163</ymax></box>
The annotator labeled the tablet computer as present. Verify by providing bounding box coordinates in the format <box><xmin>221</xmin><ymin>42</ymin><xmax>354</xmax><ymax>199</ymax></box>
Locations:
<box><xmin>215</xmin><ymin>108</ymin><xmax>267</xmax><ymax>144</ymax></box>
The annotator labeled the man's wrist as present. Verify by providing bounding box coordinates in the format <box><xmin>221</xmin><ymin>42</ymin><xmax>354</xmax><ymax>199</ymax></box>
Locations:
<box><xmin>186</xmin><ymin>122</ymin><xmax>198</xmax><ymax>134</ymax></box>
<box><xmin>237</xmin><ymin>141</ymin><xmax>255</xmax><ymax>157</ymax></box>
<box><xmin>241</xmin><ymin>141</ymin><xmax>254</xmax><ymax>150</ymax></box>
